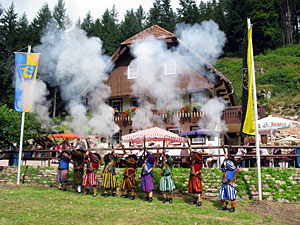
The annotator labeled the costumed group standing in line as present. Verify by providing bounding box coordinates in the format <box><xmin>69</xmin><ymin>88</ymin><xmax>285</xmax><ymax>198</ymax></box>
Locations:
<box><xmin>56</xmin><ymin>142</ymin><xmax>238</xmax><ymax>212</ymax></box>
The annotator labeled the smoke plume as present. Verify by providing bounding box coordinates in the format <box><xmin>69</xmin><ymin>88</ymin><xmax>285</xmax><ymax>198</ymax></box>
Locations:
<box><xmin>34</xmin><ymin>22</ymin><xmax>119</xmax><ymax>136</ymax></box>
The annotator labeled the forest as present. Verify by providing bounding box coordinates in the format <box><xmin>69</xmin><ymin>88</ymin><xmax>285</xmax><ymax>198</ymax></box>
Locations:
<box><xmin>0</xmin><ymin>0</ymin><xmax>299</xmax><ymax>147</ymax></box>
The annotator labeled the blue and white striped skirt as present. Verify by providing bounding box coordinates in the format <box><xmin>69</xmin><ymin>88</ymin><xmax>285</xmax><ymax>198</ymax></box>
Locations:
<box><xmin>219</xmin><ymin>182</ymin><xmax>236</xmax><ymax>201</ymax></box>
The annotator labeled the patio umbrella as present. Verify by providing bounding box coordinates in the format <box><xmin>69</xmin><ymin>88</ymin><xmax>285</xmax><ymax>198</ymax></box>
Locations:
<box><xmin>277</xmin><ymin>136</ymin><xmax>300</xmax><ymax>144</ymax></box>
<box><xmin>49</xmin><ymin>132</ymin><xmax>83</xmax><ymax>139</ymax></box>
<box><xmin>179</xmin><ymin>129</ymin><xmax>220</xmax><ymax>138</ymax></box>
<box><xmin>121</xmin><ymin>127</ymin><xmax>186</xmax><ymax>144</ymax></box>
<box><xmin>258</xmin><ymin>116</ymin><xmax>300</xmax><ymax>143</ymax></box>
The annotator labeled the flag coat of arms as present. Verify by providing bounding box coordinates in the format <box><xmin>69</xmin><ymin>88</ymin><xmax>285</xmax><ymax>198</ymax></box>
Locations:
<box><xmin>241</xmin><ymin>25</ymin><xmax>255</xmax><ymax>135</ymax></box>
<box><xmin>14</xmin><ymin>53</ymin><xmax>40</xmax><ymax>112</ymax></box>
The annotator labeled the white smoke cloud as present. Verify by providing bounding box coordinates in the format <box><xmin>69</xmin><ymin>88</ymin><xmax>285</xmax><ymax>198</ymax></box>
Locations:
<box><xmin>198</xmin><ymin>97</ymin><xmax>228</xmax><ymax>136</ymax></box>
<box><xmin>128</xmin><ymin>20</ymin><xmax>228</xmax><ymax>133</ymax></box>
<box><xmin>34</xmin><ymin>22</ymin><xmax>119</xmax><ymax>136</ymax></box>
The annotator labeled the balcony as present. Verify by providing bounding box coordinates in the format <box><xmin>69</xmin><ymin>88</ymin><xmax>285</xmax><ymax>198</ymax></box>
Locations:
<box><xmin>113</xmin><ymin>106</ymin><xmax>266</xmax><ymax>127</ymax></box>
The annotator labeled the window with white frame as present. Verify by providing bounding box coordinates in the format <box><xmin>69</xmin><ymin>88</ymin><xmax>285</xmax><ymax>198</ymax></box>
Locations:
<box><xmin>110</xmin><ymin>99</ymin><xmax>122</xmax><ymax>112</ymax></box>
<box><xmin>190</xmin><ymin>92</ymin><xmax>205</xmax><ymax>106</ymax></box>
<box><xmin>190</xmin><ymin>126</ymin><xmax>205</xmax><ymax>144</ymax></box>
<box><xmin>128</xmin><ymin>64</ymin><xmax>138</xmax><ymax>79</ymax></box>
<box><xmin>112</xmin><ymin>130</ymin><xmax>122</xmax><ymax>144</ymax></box>
<box><xmin>164</xmin><ymin>61</ymin><xmax>176</xmax><ymax>75</ymax></box>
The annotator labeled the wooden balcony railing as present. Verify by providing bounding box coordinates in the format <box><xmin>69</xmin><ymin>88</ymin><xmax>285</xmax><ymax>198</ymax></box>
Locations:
<box><xmin>113</xmin><ymin>106</ymin><xmax>266</xmax><ymax>127</ymax></box>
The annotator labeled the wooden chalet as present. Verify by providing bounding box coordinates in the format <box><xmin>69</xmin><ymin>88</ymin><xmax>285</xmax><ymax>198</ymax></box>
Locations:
<box><xmin>105</xmin><ymin>25</ymin><xmax>266</xmax><ymax>145</ymax></box>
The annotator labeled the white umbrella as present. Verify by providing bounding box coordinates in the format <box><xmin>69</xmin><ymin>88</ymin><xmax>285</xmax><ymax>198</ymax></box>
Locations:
<box><xmin>277</xmin><ymin>136</ymin><xmax>300</xmax><ymax>144</ymax></box>
<box><xmin>258</xmin><ymin>116</ymin><xmax>300</xmax><ymax>143</ymax></box>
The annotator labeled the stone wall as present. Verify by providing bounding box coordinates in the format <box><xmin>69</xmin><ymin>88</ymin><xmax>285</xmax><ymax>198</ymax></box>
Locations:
<box><xmin>0</xmin><ymin>166</ymin><xmax>299</xmax><ymax>202</ymax></box>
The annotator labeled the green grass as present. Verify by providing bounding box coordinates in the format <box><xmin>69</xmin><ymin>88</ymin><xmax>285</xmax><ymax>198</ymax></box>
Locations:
<box><xmin>215</xmin><ymin>44</ymin><xmax>300</xmax><ymax>106</ymax></box>
<box><xmin>0</xmin><ymin>186</ymin><xmax>277</xmax><ymax>225</ymax></box>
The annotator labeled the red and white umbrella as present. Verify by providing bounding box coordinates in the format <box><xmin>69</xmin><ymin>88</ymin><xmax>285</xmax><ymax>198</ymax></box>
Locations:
<box><xmin>121</xmin><ymin>127</ymin><xmax>186</xmax><ymax>144</ymax></box>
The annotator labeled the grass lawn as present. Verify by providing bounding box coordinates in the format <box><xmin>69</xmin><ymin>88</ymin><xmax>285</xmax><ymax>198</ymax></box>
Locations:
<box><xmin>0</xmin><ymin>186</ymin><xmax>278</xmax><ymax>225</ymax></box>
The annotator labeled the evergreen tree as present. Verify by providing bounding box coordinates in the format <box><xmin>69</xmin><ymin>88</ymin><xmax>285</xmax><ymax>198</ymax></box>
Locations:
<box><xmin>147</xmin><ymin>0</ymin><xmax>163</xmax><ymax>27</ymax></box>
<box><xmin>177</xmin><ymin>0</ymin><xmax>201</xmax><ymax>24</ymax></box>
<box><xmin>160</xmin><ymin>0</ymin><xmax>177</xmax><ymax>32</ymax></box>
<box><xmin>97</xmin><ymin>8</ymin><xmax>122</xmax><ymax>56</ymax></box>
<box><xmin>29</xmin><ymin>3</ymin><xmax>52</xmax><ymax>46</ymax></box>
<box><xmin>223</xmin><ymin>0</ymin><xmax>250</xmax><ymax>54</ymax></box>
<box><xmin>17</xmin><ymin>13</ymin><xmax>31</xmax><ymax>50</ymax></box>
<box><xmin>120</xmin><ymin>9</ymin><xmax>142</xmax><ymax>42</ymax></box>
<box><xmin>136</xmin><ymin>5</ymin><xmax>146</xmax><ymax>30</ymax></box>
<box><xmin>52</xmin><ymin>0</ymin><xmax>71</xmax><ymax>30</ymax></box>
<box><xmin>0</xmin><ymin>3</ymin><xmax>18</xmax><ymax>108</ymax></box>
<box><xmin>81</xmin><ymin>11</ymin><xmax>94</xmax><ymax>36</ymax></box>
<box><xmin>249</xmin><ymin>0</ymin><xmax>282</xmax><ymax>53</ymax></box>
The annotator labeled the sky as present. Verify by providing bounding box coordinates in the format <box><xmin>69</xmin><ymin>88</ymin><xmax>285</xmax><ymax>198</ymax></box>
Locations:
<box><xmin>2</xmin><ymin>0</ymin><xmax>205</xmax><ymax>23</ymax></box>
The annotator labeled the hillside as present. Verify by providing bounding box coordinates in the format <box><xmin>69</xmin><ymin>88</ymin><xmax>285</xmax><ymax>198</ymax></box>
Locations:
<box><xmin>216</xmin><ymin>44</ymin><xmax>300</xmax><ymax>118</ymax></box>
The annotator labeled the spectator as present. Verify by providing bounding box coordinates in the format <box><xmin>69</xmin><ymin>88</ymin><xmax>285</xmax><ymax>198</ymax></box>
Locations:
<box><xmin>273</xmin><ymin>142</ymin><xmax>281</xmax><ymax>167</ymax></box>
<box><xmin>260</xmin><ymin>144</ymin><xmax>270</xmax><ymax>167</ymax></box>
<box><xmin>13</xmin><ymin>142</ymin><xmax>19</xmax><ymax>166</ymax></box>
<box><xmin>235</xmin><ymin>147</ymin><xmax>247</xmax><ymax>168</ymax></box>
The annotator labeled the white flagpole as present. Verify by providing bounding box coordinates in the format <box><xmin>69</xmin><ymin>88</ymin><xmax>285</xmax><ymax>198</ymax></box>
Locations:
<box><xmin>247</xmin><ymin>18</ymin><xmax>262</xmax><ymax>201</ymax></box>
<box><xmin>17</xmin><ymin>45</ymin><xmax>31</xmax><ymax>185</ymax></box>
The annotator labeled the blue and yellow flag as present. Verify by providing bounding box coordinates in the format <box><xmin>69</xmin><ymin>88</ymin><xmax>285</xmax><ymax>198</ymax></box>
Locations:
<box><xmin>14</xmin><ymin>53</ymin><xmax>40</xmax><ymax>112</ymax></box>
<box><xmin>241</xmin><ymin>25</ymin><xmax>255</xmax><ymax>135</ymax></box>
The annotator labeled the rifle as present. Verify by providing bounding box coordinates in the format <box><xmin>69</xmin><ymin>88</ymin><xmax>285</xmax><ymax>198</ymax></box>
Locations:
<box><xmin>143</xmin><ymin>136</ymin><xmax>147</xmax><ymax>159</ymax></box>
<box><xmin>85</xmin><ymin>138</ymin><xmax>90</xmax><ymax>150</ymax></box>
<box><xmin>185</xmin><ymin>136</ymin><xmax>192</xmax><ymax>155</ymax></box>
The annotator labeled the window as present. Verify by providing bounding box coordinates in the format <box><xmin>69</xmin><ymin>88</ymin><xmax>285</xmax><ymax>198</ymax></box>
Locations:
<box><xmin>112</xmin><ymin>130</ymin><xmax>122</xmax><ymax>144</ymax></box>
<box><xmin>164</xmin><ymin>61</ymin><xmax>176</xmax><ymax>75</ymax></box>
<box><xmin>130</xmin><ymin>98</ymin><xmax>141</xmax><ymax>108</ymax></box>
<box><xmin>167</xmin><ymin>127</ymin><xmax>180</xmax><ymax>134</ymax></box>
<box><xmin>190</xmin><ymin>92</ymin><xmax>205</xmax><ymax>106</ymax></box>
<box><xmin>128</xmin><ymin>65</ymin><xmax>137</xmax><ymax>79</ymax></box>
<box><xmin>190</xmin><ymin>126</ymin><xmax>205</xmax><ymax>145</ymax></box>
<box><xmin>110</xmin><ymin>98</ymin><xmax>122</xmax><ymax>112</ymax></box>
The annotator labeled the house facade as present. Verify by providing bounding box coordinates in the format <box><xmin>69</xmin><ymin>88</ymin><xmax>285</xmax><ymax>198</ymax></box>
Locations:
<box><xmin>105</xmin><ymin>25</ymin><xmax>266</xmax><ymax>146</ymax></box>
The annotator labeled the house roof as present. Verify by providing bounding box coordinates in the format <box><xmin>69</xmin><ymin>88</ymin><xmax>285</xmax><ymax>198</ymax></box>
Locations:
<box><xmin>121</xmin><ymin>25</ymin><xmax>175</xmax><ymax>45</ymax></box>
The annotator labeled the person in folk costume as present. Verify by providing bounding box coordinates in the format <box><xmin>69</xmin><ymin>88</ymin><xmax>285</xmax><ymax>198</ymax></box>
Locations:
<box><xmin>218</xmin><ymin>149</ymin><xmax>238</xmax><ymax>212</ymax></box>
<box><xmin>71</xmin><ymin>145</ymin><xmax>86</xmax><ymax>193</ymax></box>
<box><xmin>140</xmin><ymin>151</ymin><xmax>155</xmax><ymax>203</ymax></box>
<box><xmin>102</xmin><ymin>147</ymin><xmax>119</xmax><ymax>197</ymax></box>
<box><xmin>82</xmin><ymin>145</ymin><xmax>101</xmax><ymax>197</ymax></box>
<box><xmin>157</xmin><ymin>150</ymin><xmax>175</xmax><ymax>204</ymax></box>
<box><xmin>188</xmin><ymin>146</ymin><xmax>203</xmax><ymax>207</ymax></box>
<box><xmin>121</xmin><ymin>145</ymin><xmax>138</xmax><ymax>200</ymax></box>
<box><xmin>57</xmin><ymin>147</ymin><xmax>72</xmax><ymax>191</ymax></box>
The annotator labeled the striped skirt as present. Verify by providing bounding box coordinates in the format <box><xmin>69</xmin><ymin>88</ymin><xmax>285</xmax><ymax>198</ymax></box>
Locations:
<box><xmin>188</xmin><ymin>175</ymin><xmax>203</xmax><ymax>194</ymax></box>
<box><xmin>141</xmin><ymin>174</ymin><xmax>154</xmax><ymax>193</ymax></box>
<box><xmin>83</xmin><ymin>171</ymin><xmax>97</xmax><ymax>187</ymax></box>
<box><xmin>73</xmin><ymin>170</ymin><xmax>84</xmax><ymax>185</ymax></box>
<box><xmin>219</xmin><ymin>182</ymin><xmax>236</xmax><ymax>201</ymax></box>
<box><xmin>57</xmin><ymin>169</ymin><xmax>68</xmax><ymax>183</ymax></box>
<box><xmin>102</xmin><ymin>172</ymin><xmax>117</xmax><ymax>189</ymax></box>
<box><xmin>121</xmin><ymin>175</ymin><xmax>136</xmax><ymax>190</ymax></box>
<box><xmin>160</xmin><ymin>175</ymin><xmax>175</xmax><ymax>192</ymax></box>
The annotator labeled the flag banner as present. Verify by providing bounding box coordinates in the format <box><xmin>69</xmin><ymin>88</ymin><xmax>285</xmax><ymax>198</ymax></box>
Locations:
<box><xmin>14</xmin><ymin>53</ymin><xmax>40</xmax><ymax>112</ymax></box>
<box><xmin>241</xmin><ymin>25</ymin><xmax>255</xmax><ymax>135</ymax></box>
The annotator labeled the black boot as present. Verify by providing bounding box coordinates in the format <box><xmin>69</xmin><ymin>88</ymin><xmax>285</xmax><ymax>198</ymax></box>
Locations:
<box><xmin>196</xmin><ymin>202</ymin><xmax>202</xmax><ymax>207</ymax></box>
<box><xmin>169</xmin><ymin>198</ymin><xmax>173</xmax><ymax>204</ymax></box>
<box><xmin>130</xmin><ymin>195</ymin><xmax>135</xmax><ymax>200</ymax></box>
<box><xmin>112</xmin><ymin>193</ymin><xmax>117</xmax><ymax>197</ymax></box>
<box><xmin>190</xmin><ymin>201</ymin><xmax>197</xmax><ymax>205</ymax></box>
<box><xmin>122</xmin><ymin>194</ymin><xmax>128</xmax><ymax>198</ymax></box>
<box><xmin>144</xmin><ymin>196</ymin><xmax>149</xmax><ymax>201</ymax></box>
<box><xmin>148</xmin><ymin>197</ymin><xmax>153</xmax><ymax>203</ymax></box>
<box><xmin>162</xmin><ymin>198</ymin><xmax>167</xmax><ymax>204</ymax></box>
<box><xmin>229</xmin><ymin>207</ymin><xmax>235</xmax><ymax>212</ymax></box>
<box><xmin>103</xmin><ymin>193</ymin><xmax>108</xmax><ymax>197</ymax></box>
<box><xmin>218</xmin><ymin>206</ymin><xmax>227</xmax><ymax>210</ymax></box>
